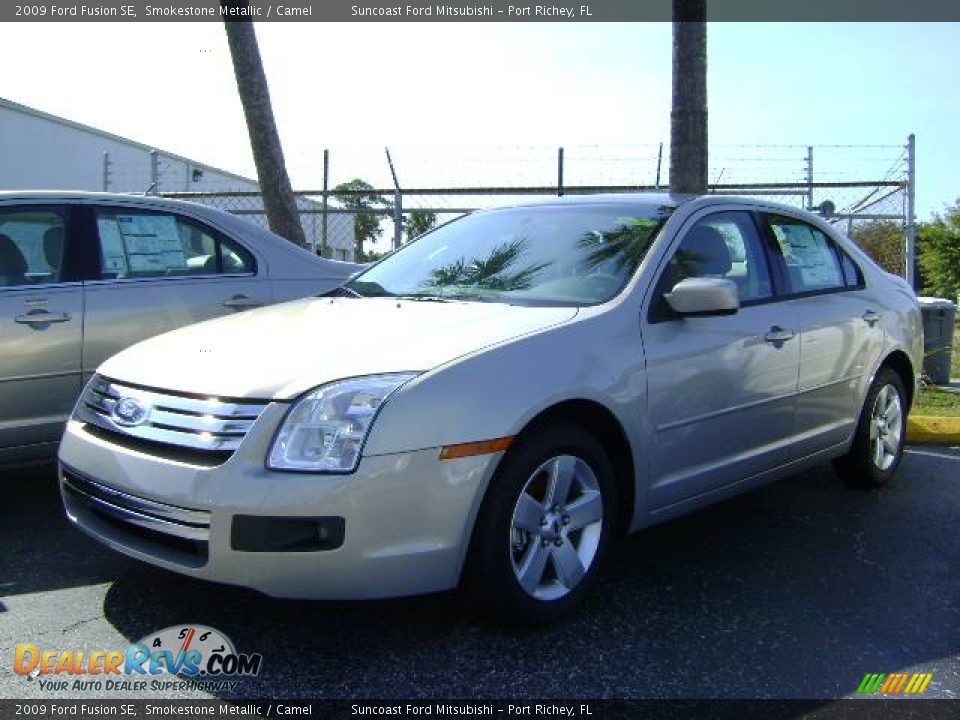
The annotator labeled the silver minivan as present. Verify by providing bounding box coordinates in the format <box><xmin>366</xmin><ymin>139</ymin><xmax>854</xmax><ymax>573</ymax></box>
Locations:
<box><xmin>0</xmin><ymin>191</ymin><xmax>358</xmax><ymax>466</ymax></box>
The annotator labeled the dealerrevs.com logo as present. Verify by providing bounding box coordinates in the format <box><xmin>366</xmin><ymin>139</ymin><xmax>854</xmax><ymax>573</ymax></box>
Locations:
<box><xmin>13</xmin><ymin>625</ymin><xmax>262</xmax><ymax>693</ymax></box>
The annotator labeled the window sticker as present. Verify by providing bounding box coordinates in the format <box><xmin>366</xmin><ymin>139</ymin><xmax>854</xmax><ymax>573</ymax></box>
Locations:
<box><xmin>97</xmin><ymin>217</ymin><xmax>128</xmax><ymax>274</ymax></box>
<box><xmin>113</xmin><ymin>214</ymin><xmax>187</xmax><ymax>273</ymax></box>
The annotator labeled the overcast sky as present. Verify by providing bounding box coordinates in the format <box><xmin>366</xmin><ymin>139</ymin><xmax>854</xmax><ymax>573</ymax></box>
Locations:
<box><xmin>2</xmin><ymin>21</ymin><xmax>957</xmax><ymax>222</ymax></box>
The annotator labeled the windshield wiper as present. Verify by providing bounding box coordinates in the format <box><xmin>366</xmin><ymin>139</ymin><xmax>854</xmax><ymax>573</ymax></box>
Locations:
<box><xmin>321</xmin><ymin>286</ymin><xmax>363</xmax><ymax>298</ymax></box>
<box><xmin>395</xmin><ymin>294</ymin><xmax>452</xmax><ymax>303</ymax></box>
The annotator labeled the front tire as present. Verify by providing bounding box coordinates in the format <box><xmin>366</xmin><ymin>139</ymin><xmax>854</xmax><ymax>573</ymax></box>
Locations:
<box><xmin>464</xmin><ymin>421</ymin><xmax>617</xmax><ymax>625</ymax></box>
<box><xmin>834</xmin><ymin>368</ymin><xmax>907</xmax><ymax>488</ymax></box>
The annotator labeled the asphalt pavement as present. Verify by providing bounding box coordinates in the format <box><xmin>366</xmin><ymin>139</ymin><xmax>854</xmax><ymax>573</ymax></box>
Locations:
<box><xmin>1</xmin><ymin>446</ymin><xmax>958</xmax><ymax>700</ymax></box>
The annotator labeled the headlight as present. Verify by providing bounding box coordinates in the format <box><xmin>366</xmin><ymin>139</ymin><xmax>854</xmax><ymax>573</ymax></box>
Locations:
<box><xmin>267</xmin><ymin>373</ymin><xmax>418</xmax><ymax>473</ymax></box>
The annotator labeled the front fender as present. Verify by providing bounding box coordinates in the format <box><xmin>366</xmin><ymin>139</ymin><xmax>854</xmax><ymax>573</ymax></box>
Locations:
<box><xmin>363</xmin><ymin>308</ymin><xmax>648</xmax><ymax>512</ymax></box>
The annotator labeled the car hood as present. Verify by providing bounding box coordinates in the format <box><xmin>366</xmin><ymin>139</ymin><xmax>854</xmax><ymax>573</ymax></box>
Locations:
<box><xmin>98</xmin><ymin>297</ymin><xmax>578</xmax><ymax>400</ymax></box>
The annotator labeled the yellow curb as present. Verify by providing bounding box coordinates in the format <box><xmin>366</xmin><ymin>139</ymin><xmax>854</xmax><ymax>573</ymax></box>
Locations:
<box><xmin>907</xmin><ymin>415</ymin><xmax>960</xmax><ymax>443</ymax></box>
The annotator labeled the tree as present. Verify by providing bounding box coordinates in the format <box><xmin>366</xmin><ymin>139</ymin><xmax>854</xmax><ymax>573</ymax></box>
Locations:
<box><xmin>850</xmin><ymin>221</ymin><xmax>905</xmax><ymax>277</ymax></box>
<box><xmin>221</xmin><ymin>0</ymin><xmax>306</xmax><ymax>247</ymax></box>
<box><xmin>333</xmin><ymin>179</ymin><xmax>392</xmax><ymax>260</ymax></box>
<box><xmin>424</xmin><ymin>240</ymin><xmax>549</xmax><ymax>293</ymax></box>
<box><xmin>670</xmin><ymin>0</ymin><xmax>708</xmax><ymax>195</ymax></box>
<box><xmin>918</xmin><ymin>200</ymin><xmax>960</xmax><ymax>301</ymax></box>
<box><xmin>404</xmin><ymin>210</ymin><xmax>438</xmax><ymax>243</ymax></box>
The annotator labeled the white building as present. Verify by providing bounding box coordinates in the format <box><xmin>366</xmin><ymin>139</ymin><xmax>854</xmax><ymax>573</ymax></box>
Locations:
<box><xmin>0</xmin><ymin>97</ymin><xmax>355</xmax><ymax>260</ymax></box>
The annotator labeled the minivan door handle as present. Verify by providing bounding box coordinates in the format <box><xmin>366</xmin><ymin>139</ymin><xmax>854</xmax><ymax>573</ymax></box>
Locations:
<box><xmin>862</xmin><ymin>310</ymin><xmax>881</xmax><ymax>327</ymax></box>
<box><xmin>764</xmin><ymin>326</ymin><xmax>794</xmax><ymax>345</ymax></box>
<box><xmin>222</xmin><ymin>294</ymin><xmax>262</xmax><ymax>310</ymax></box>
<box><xmin>15</xmin><ymin>311</ymin><xmax>71</xmax><ymax>325</ymax></box>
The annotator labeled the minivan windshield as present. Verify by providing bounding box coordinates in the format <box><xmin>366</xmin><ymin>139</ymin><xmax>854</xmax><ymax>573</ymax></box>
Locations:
<box><xmin>346</xmin><ymin>205</ymin><xmax>668</xmax><ymax>306</ymax></box>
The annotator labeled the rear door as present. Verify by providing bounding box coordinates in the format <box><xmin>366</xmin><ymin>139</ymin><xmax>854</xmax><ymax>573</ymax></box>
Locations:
<box><xmin>759</xmin><ymin>213</ymin><xmax>885</xmax><ymax>456</ymax></box>
<box><xmin>80</xmin><ymin>204</ymin><xmax>272</xmax><ymax>382</ymax></box>
<box><xmin>0</xmin><ymin>203</ymin><xmax>83</xmax><ymax>461</ymax></box>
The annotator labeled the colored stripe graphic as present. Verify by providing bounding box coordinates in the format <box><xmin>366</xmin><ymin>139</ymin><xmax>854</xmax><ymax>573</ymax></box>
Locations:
<box><xmin>858</xmin><ymin>672</ymin><xmax>932</xmax><ymax>694</ymax></box>
<box><xmin>857</xmin><ymin>673</ymin><xmax>886</xmax><ymax>693</ymax></box>
<box><xmin>904</xmin><ymin>673</ymin><xmax>933</xmax><ymax>694</ymax></box>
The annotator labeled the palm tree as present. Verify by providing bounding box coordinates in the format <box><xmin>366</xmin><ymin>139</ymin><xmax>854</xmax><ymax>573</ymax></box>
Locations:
<box><xmin>670</xmin><ymin>0</ymin><xmax>708</xmax><ymax>195</ymax></box>
<box><xmin>424</xmin><ymin>240</ymin><xmax>549</xmax><ymax>293</ymax></box>
<box><xmin>577</xmin><ymin>218</ymin><xmax>662</xmax><ymax>274</ymax></box>
<box><xmin>333</xmin><ymin>179</ymin><xmax>392</xmax><ymax>260</ymax></box>
<box><xmin>221</xmin><ymin>1</ymin><xmax>307</xmax><ymax>247</ymax></box>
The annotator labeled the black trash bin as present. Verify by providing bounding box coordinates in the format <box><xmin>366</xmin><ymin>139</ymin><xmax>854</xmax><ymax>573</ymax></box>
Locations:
<box><xmin>918</xmin><ymin>297</ymin><xmax>957</xmax><ymax>385</ymax></box>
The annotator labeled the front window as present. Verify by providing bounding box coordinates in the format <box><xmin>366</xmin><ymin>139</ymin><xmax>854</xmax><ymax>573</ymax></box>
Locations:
<box><xmin>0</xmin><ymin>207</ymin><xmax>68</xmax><ymax>287</ymax></box>
<box><xmin>347</xmin><ymin>205</ymin><xmax>669</xmax><ymax>306</ymax></box>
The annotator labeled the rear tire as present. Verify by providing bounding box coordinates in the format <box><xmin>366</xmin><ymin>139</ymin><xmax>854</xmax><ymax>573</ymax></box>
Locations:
<box><xmin>834</xmin><ymin>368</ymin><xmax>907</xmax><ymax>488</ymax></box>
<box><xmin>463</xmin><ymin>421</ymin><xmax>617</xmax><ymax>625</ymax></box>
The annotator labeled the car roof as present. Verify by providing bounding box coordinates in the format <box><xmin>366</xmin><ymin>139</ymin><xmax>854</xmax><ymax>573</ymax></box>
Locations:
<box><xmin>480</xmin><ymin>192</ymin><xmax>828</xmax><ymax>220</ymax></box>
<box><xmin>0</xmin><ymin>189</ymin><xmax>829</xmax><ymax>227</ymax></box>
<box><xmin>0</xmin><ymin>189</ymin><xmax>210</xmax><ymax>206</ymax></box>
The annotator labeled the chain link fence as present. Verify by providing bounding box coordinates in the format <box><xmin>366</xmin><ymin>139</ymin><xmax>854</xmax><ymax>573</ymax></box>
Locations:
<box><xmin>154</xmin><ymin>139</ymin><xmax>915</xmax><ymax>270</ymax></box>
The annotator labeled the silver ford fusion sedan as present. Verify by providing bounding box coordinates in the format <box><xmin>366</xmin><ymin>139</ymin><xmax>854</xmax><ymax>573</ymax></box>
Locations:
<box><xmin>59</xmin><ymin>194</ymin><xmax>922</xmax><ymax>623</ymax></box>
<box><xmin>0</xmin><ymin>191</ymin><xmax>360</xmax><ymax>467</ymax></box>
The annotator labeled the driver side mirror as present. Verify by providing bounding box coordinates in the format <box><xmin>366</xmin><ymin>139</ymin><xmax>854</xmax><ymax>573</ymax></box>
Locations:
<box><xmin>664</xmin><ymin>277</ymin><xmax>739</xmax><ymax>317</ymax></box>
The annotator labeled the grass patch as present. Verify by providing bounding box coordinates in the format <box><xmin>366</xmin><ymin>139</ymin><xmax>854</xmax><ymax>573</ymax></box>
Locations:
<box><xmin>912</xmin><ymin>387</ymin><xmax>960</xmax><ymax>417</ymax></box>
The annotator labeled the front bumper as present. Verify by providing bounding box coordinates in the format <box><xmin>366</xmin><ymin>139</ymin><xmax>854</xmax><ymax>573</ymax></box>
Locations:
<box><xmin>58</xmin><ymin>405</ymin><xmax>499</xmax><ymax>599</ymax></box>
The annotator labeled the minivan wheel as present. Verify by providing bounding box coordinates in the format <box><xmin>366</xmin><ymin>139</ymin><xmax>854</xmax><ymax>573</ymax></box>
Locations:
<box><xmin>464</xmin><ymin>422</ymin><xmax>617</xmax><ymax>625</ymax></box>
<box><xmin>834</xmin><ymin>368</ymin><xmax>907</xmax><ymax>488</ymax></box>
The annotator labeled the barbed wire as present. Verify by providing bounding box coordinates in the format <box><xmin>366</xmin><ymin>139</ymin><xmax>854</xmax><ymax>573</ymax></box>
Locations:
<box><xmin>146</xmin><ymin>140</ymin><xmax>911</xmax><ymax>261</ymax></box>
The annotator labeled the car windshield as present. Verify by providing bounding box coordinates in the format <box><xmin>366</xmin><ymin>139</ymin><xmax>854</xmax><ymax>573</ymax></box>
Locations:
<box><xmin>346</xmin><ymin>204</ymin><xmax>669</xmax><ymax>306</ymax></box>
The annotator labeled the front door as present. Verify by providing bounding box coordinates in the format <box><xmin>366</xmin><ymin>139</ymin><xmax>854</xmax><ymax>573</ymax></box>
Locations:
<box><xmin>0</xmin><ymin>204</ymin><xmax>82</xmax><ymax>462</ymax></box>
<box><xmin>642</xmin><ymin>210</ymin><xmax>799</xmax><ymax>509</ymax></box>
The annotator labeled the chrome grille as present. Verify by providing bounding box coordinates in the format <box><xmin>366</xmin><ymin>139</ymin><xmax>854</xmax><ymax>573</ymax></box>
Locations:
<box><xmin>75</xmin><ymin>375</ymin><xmax>268</xmax><ymax>454</ymax></box>
<box><xmin>62</xmin><ymin>465</ymin><xmax>209</xmax><ymax>566</ymax></box>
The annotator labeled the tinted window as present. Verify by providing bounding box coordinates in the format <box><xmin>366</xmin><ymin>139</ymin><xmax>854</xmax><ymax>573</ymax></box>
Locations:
<box><xmin>94</xmin><ymin>209</ymin><xmax>254</xmax><ymax>279</ymax></box>
<box><xmin>838</xmin><ymin>247</ymin><xmax>864</xmax><ymax>288</ymax></box>
<box><xmin>665</xmin><ymin>211</ymin><xmax>773</xmax><ymax>303</ymax></box>
<box><xmin>0</xmin><ymin>207</ymin><xmax>68</xmax><ymax>288</ymax></box>
<box><xmin>348</xmin><ymin>205</ymin><xmax>669</xmax><ymax>306</ymax></box>
<box><xmin>766</xmin><ymin>215</ymin><xmax>846</xmax><ymax>293</ymax></box>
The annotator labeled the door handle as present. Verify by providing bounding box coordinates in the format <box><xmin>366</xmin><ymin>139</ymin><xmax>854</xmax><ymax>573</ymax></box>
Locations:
<box><xmin>862</xmin><ymin>310</ymin><xmax>881</xmax><ymax>327</ymax></box>
<box><xmin>222</xmin><ymin>295</ymin><xmax>262</xmax><ymax>310</ymax></box>
<box><xmin>764</xmin><ymin>326</ymin><xmax>794</xmax><ymax>345</ymax></box>
<box><xmin>15</xmin><ymin>312</ymin><xmax>71</xmax><ymax>325</ymax></box>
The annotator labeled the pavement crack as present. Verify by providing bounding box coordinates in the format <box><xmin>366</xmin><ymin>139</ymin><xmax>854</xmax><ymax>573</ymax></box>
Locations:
<box><xmin>62</xmin><ymin>615</ymin><xmax>104</xmax><ymax>634</ymax></box>
<box><xmin>851</xmin><ymin>530</ymin><xmax>882</xmax><ymax>569</ymax></box>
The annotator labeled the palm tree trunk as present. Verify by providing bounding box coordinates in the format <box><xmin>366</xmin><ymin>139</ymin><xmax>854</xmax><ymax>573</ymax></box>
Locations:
<box><xmin>221</xmin><ymin>1</ymin><xmax>307</xmax><ymax>247</ymax></box>
<box><xmin>670</xmin><ymin>0</ymin><xmax>708</xmax><ymax>195</ymax></box>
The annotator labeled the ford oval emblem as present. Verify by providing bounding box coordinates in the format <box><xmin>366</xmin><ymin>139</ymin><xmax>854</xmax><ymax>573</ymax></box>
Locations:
<box><xmin>112</xmin><ymin>397</ymin><xmax>150</xmax><ymax>427</ymax></box>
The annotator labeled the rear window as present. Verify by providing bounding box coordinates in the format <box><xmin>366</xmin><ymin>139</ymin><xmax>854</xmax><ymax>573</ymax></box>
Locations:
<box><xmin>94</xmin><ymin>209</ymin><xmax>254</xmax><ymax>279</ymax></box>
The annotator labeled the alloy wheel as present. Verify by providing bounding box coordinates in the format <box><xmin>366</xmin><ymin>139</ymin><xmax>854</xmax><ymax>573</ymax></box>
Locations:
<box><xmin>509</xmin><ymin>454</ymin><xmax>604</xmax><ymax>601</ymax></box>
<box><xmin>869</xmin><ymin>384</ymin><xmax>903</xmax><ymax>471</ymax></box>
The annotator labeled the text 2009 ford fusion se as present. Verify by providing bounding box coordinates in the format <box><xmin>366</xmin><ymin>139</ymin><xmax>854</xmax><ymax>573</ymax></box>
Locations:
<box><xmin>59</xmin><ymin>194</ymin><xmax>921</xmax><ymax>623</ymax></box>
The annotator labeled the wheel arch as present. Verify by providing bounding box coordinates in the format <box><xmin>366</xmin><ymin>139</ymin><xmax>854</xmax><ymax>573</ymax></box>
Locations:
<box><xmin>877</xmin><ymin>349</ymin><xmax>916</xmax><ymax>411</ymax></box>
<box><xmin>511</xmin><ymin>398</ymin><xmax>637</xmax><ymax>536</ymax></box>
